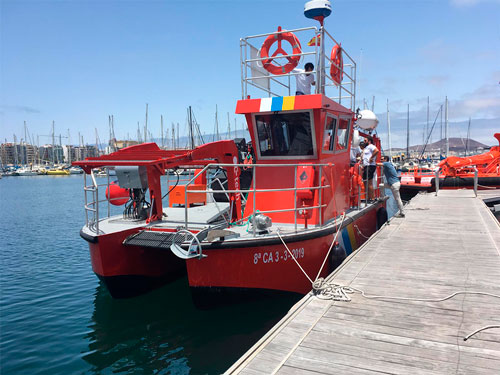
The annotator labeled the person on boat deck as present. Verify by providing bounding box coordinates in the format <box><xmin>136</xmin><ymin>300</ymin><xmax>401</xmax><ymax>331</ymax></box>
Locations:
<box><xmin>362</xmin><ymin>137</ymin><xmax>379</xmax><ymax>201</ymax></box>
<box><xmin>378</xmin><ymin>156</ymin><xmax>405</xmax><ymax>217</ymax></box>
<box><xmin>350</xmin><ymin>142</ymin><xmax>362</xmax><ymax>167</ymax></box>
<box><xmin>293</xmin><ymin>63</ymin><xmax>316</xmax><ymax>95</ymax></box>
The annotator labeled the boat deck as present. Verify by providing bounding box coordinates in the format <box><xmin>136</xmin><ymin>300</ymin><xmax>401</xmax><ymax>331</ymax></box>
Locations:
<box><xmin>225</xmin><ymin>189</ymin><xmax>500</xmax><ymax>374</ymax></box>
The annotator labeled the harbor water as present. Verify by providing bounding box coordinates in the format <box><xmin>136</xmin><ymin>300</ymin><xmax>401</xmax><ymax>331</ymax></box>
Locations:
<box><xmin>0</xmin><ymin>176</ymin><xmax>398</xmax><ymax>375</ymax></box>
<box><xmin>0</xmin><ymin>176</ymin><xmax>300</xmax><ymax>375</ymax></box>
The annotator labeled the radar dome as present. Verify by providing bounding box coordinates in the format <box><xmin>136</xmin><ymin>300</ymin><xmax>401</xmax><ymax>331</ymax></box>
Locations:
<box><xmin>304</xmin><ymin>0</ymin><xmax>332</xmax><ymax>20</ymax></box>
<box><xmin>356</xmin><ymin>110</ymin><xmax>379</xmax><ymax>130</ymax></box>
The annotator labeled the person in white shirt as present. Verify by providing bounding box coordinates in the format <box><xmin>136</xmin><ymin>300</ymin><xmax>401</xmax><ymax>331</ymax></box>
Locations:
<box><xmin>361</xmin><ymin>137</ymin><xmax>379</xmax><ymax>201</ymax></box>
<box><xmin>293</xmin><ymin>63</ymin><xmax>316</xmax><ymax>95</ymax></box>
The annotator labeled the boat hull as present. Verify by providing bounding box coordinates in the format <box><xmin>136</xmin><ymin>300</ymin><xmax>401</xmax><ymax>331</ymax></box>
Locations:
<box><xmin>82</xmin><ymin>228</ymin><xmax>186</xmax><ymax>298</ymax></box>
<box><xmin>186</xmin><ymin>202</ymin><xmax>384</xmax><ymax>295</ymax></box>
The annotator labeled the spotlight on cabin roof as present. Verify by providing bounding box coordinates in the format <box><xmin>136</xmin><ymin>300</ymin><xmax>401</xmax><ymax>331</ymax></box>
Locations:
<box><xmin>356</xmin><ymin>110</ymin><xmax>379</xmax><ymax>130</ymax></box>
<box><xmin>304</xmin><ymin>0</ymin><xmax>332</xmax><ymax>20</ymax></box>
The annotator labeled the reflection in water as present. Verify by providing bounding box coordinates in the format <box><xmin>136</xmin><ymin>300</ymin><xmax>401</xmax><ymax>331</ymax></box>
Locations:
<box><xmin>83</xmin><ymin>277</ymin><xmax>300</xmax><ymax>374</ymax></box>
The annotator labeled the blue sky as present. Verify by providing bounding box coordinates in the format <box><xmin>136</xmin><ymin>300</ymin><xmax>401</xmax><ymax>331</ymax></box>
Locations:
<box><xmin>1</xmin><ymin>0</ymin><xmax>499</xmax><ymax>149</ymax></box>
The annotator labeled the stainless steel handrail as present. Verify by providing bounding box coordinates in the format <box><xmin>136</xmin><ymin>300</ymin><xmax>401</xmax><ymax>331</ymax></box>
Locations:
<box><xmin>240</xmin><ymin>25</ymin><xmax>356</xmax><ymax>110</ymax></box>
<box><xmin>183</xmin><ymin>163</ymin><xmax>334</xmax><ymax>232</ymax></box>
<box><xmin>473</xmin><ymin>166</ymin><xmax>478</xmax><ymax>197</ymax></box>
<box><xmin>435</xmin><ymin>167</ymin><xmax>441</xmax><ymax>196</ymax></box>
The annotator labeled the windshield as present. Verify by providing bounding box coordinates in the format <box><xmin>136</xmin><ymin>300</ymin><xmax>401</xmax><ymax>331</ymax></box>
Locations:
<box><xmin>255</xmin><ymin>112</ymin><xmax>314</xmax><ymax>158</ymax></box>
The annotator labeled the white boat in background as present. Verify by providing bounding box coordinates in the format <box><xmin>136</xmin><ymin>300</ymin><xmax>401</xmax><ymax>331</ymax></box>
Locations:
<box><xmin>14</xmin><ymin>167</ymin><xmax>38</xmax><ymax>176</ymax></box>
<box><xmin>69</xmin><ymin>166</ymin><xmax>83</xmax><ymax>174</ymax></box>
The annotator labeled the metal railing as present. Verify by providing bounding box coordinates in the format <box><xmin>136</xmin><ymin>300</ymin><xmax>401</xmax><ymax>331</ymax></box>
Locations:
<box><xmin>351</xmin><ymin>163</ymin><xmax>382</xmax><ymax>209</ymax></box>
<box><xmin>240</xmin><ymin>26</ymin><xmax>357</xmax><ymax>110</ymax></box>
<box><xmin>183</xmin><ymin>163</ymin><xmax>333</xmax><ymax>234</ymax></box>
<box><xmin>473</xmin><ymin>166</ymin><xmax>478</xmax><ymax>197</ymax></box>
<box><xmin>83</xmin><ymin>169</ymin><xmax>112</xmax><ymax>234</ymax></box>
<box><xmin>435</xmin><ymin>166</ymin><xmax>478</xmax><ymax>196</ymax></box>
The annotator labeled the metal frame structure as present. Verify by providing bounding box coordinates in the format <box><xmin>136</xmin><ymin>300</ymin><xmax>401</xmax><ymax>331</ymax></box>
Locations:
<box><xmin>240</xmin><ymin>26</ymin><xmax>357</xmax><ymax>110</ymax></box>
<box><xmin>185</xmin><ymin>162</ymin><xmax>332</xmax><ymax>234</ymax></box>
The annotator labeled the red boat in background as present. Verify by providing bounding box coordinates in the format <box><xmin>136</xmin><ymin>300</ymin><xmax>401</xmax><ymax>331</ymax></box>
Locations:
<box><xmin>400</xmin><ymin>133</ymin><xmax>500</xmax><ymax>195</ymax></box>
<box><xmin>73</xmin><ymin>2</ymin><xmax>388</xmax><ymax>300</ymax></box>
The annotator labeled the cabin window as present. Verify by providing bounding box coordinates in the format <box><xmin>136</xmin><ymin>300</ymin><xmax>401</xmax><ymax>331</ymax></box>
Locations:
<box><xmin>255</xmin><ymin>112</ymin><xmax>314</xmax><ymax>157</ymax></box>
<box><xmin>336</xmin><ymin>117</ymin><xmax>351</xmax><ymax>151</ymax></box>
<box><xmin>322</xmin><ymin>116</ymin><xmax>337</xmax><ymax>152</ymax></box>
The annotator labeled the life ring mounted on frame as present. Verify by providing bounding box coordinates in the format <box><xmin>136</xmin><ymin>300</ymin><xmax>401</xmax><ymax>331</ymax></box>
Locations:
<box><xmin>260</xmin><ymin>26</ymin><xmax>302</xmax><ymax>75</ymax></box>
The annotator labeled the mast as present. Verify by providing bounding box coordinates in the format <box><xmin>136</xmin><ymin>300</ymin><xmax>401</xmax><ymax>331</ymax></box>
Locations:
<box><xmin>177</xmin><ymin>123</ymin><xmax>180</xmax><ymax>149</ymax></box>
<box><xmin>171</xmin><ymin>122</ymin><xmax>175</xmax><ymax>149</ymax></box>
<box><xmin>144</xmin><ymin>103</ymin><xmax>148</xmax><ymax>143</ymax></box>
<box><xmin>188</xmin><ymin>106</ymin><xmax>195</xmax><ymax>149</ymax></box>
<box><xmin>161</xmin><ymin>115</ymin><xmax>164</xmax><ymax>148</ymax></box>
<box><xmin>426</xmin><ymin>96</ymin><xmax>430</xmax><ymax>146</ymax></box>
<box><xmin>234</xmin><ymin>118</ymin><xmax>237</xmax><ymax>138</ymax></box>
<box><xmin>227</xmin><ymin>112</ymin><xmax>231</xmax><ymax>139</ymax></box>
<box><xmin>52</xmin><ymin>121</ymin><xmax>55</xmax><ymax>165</ymax></box>
<box><xmin>214</xmin><ymin>105</ymin><xmax>220</xmax><ymax>141</ymax></box>
<box><xmin>137</xmin><ymin>122</ymin><xmax>142</xmax><ymax>143</ymax></box>
<box><xmin>406</xmin><ymin>104</ymin><xmax>410</xmax><ymax>160</ymax></box>
<box><xmin>386</xmin><ymin>99</ymin><xmax>392</xmax><ymax>158</ymax></box>
<box><xmin>445</xmin><ymin>96</ymin><xmax>449</xmax><ymax>157</ymax></box>
<box><xmin>67</xmin><ymin>129</ymin><xmax>71</xmax><ymax>164</ymax></box>
<box><xmin>440</xmin><ymin>105</ymin><xmax>443</xmax><ymax>156</ymax></box>
<box><xmin>465</xmin><ymin>117</ymin><xmax>471</xmax><ymax>157</ymax></box>
<box><xmin>23</xmin><ymin>121</ymin><xmax>27</xmax><ymax>165</ymax></box>
<box><xmin>13</xmin><ymin>134</ymin><xmax>19</xmax><ymax>165</ymax></box>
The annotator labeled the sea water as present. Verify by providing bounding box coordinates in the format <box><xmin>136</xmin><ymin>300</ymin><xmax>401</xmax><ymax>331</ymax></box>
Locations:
<box><xmin>0</xmin><ymin>176</ymin><xmax>299</xmax><ymax>375</ymax></box>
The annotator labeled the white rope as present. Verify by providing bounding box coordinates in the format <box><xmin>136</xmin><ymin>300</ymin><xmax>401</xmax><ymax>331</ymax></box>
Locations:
<box><xmin>353</xmin><ymin>224</ymin><xmax>371</xmax><ymax>239</ymax></box>
<box><xmin>477</xmin><ymin>184</ymin><xmax>497</xmax><ymax>189</ymax></box>
<box><xmin>314</xmin><ymin>212</ymin><xmax>346</xmax><ymax>281</ymax></box>
<box><xmin>276</xmin><ymin>230</ymin><xmax>314</xmax><ymax>284</ymax></box>
<box><xmin>464</xmin><ymin>325</ymin><xmax>500</xmax><ymax>341</ymax></box>
<box><xmin>312</xmin><ymin>279</ymin><xmax>354</xmax><ymax>301</ymax></box>
<box><xmin>349</xmin><ymin>289</ymin><xmax>500</xmax><ymax>303</ymax></box>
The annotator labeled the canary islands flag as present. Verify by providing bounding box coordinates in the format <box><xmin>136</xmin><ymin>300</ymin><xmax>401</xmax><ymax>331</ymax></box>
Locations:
<box><xmin>307</xmin><ymin>34</ymin><xmax>321</xmax><ymax>46</ymax></box>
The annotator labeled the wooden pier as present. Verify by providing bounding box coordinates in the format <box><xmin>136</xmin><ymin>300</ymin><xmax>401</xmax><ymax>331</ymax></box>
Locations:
<box><xmin>226</xmin><ymin>189</ymin><xmax>500</xmax><ymax>374</ymax></box>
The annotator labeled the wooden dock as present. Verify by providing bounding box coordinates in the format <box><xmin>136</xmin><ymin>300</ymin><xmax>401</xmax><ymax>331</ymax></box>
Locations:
<box><xmin>226</xmin><ymin>189</ymin><xmax>500</xmax><ymax>374</ymax></box>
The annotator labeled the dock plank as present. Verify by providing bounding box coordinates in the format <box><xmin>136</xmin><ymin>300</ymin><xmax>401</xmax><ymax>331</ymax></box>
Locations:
<box><xmin>225</xmin><ymin>191</ymin><xmax>500</xmax><ymax>374</ymax></box>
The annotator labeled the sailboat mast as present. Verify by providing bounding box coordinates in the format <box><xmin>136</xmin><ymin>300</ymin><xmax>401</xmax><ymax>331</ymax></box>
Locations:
<box><xmin>144</xmin><ymin>103</ymin><xmax>148</xmax><ymax>143</ymax></box>
<box><xmin>215</xmin><ymin>105</ymin><xmax>219</xmax><ymax>141</ymax></box>
<box><xmin>406</xmin><ymin>104</ymin><xmax>410</xmax><ymax>160</ymax></box>
<box><xmin>445</xmin><ymin>96</ymin><xmax>449</xmax><ymax>157</ymax></box>
<box><xmin>188</xmin><ymin>106</ymin><xmax>195</xmax><ymax>149</ymax></box>
<box><xmin>387</xmin><ymin>99</ymin><xmax>392</xmax><ymax>158</ymax></box>
<box><xmin>52</xmin><ymin>120</ymin><xmax>55</xmax><ymax>165</ymax></box>
<box><xmin>465</xmin><ymin>117</ymin><xmax>471</xmax><ymax>157</ymax></box>
<box><xmin>161</xmin><ymin>115</ymin><xmax>164</xmax><ymax>148</ymax></box>
<box><xmin>426</xmin><ymin>96</ymin><xmax>429</xmax><ymax>151</ymax></box>
<box><xmin>440</xmin><ymin>105</ymin><xmax>443</xmax><ymax>156</ymax></box>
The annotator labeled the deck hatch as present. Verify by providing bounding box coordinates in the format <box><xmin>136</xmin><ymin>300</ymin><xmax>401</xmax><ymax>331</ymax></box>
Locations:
<box><xmin>123</xmin><ymin>230</ymin><xmax>193</xmax><ymax>249</ymax></box>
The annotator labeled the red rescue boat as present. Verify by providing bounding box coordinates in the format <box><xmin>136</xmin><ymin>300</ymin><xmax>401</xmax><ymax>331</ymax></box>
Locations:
<box><xmin>400</xmin><ymin>133</ymin><xmax>500</xmax><ymax>194</ymax></box>
<box><xmin>73</xmin><ymin>4</ymin><xmax>388</xmax><ymax>299</ymax></box>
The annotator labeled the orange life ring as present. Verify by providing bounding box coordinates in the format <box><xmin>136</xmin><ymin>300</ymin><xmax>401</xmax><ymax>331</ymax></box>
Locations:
<box><xmin>330</xmin><ymin>44</ymin><xmax>343</xmax><ymax>85</ymax></box>
<box><xmin>260</xmin><ymin>26</ymin><xmax>302</xmax><ymax>75</ymax></box>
